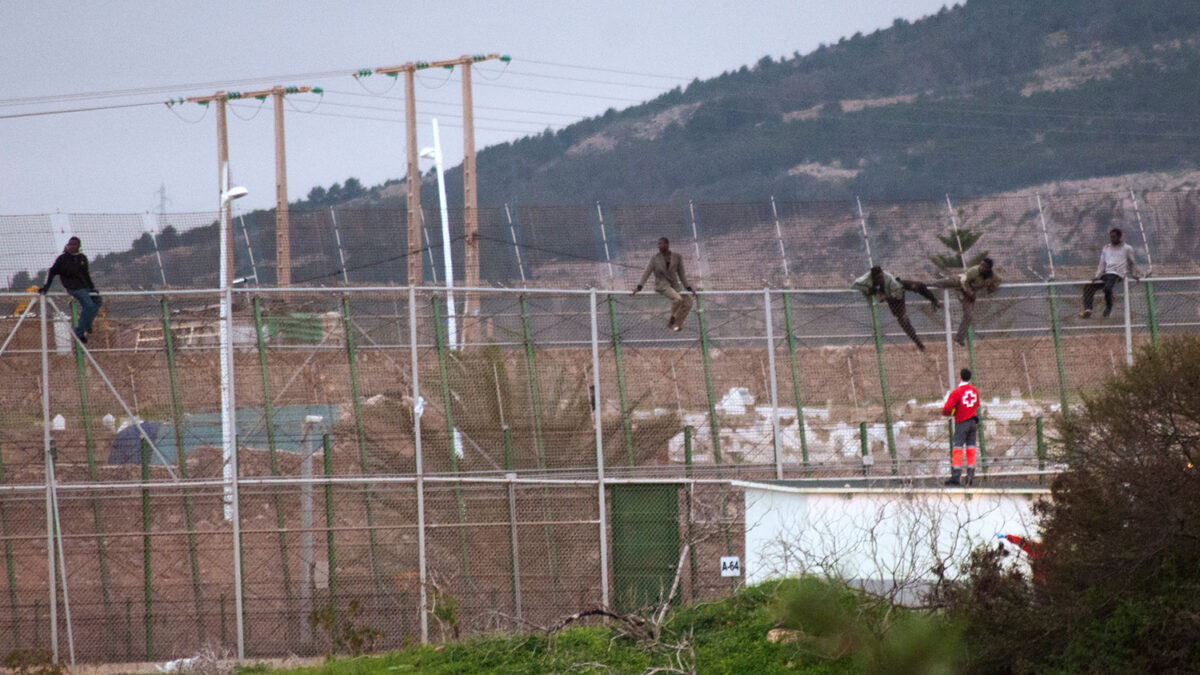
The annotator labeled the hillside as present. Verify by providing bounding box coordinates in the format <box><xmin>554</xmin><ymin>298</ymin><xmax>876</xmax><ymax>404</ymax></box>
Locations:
<box><xmin>385</xmin><ymin>0</ymin><xmax>1200</xmax><ymax>207</ymax></box>
<box><xmin>14</xmin><ymin>0</ymin><xmax>1200</xmax><ymax>291</ymax></box>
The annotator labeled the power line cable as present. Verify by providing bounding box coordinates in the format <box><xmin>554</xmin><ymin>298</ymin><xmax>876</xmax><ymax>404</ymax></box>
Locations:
<box><xmin>516</xmin><ymin>58</ymin><xmax>693</xmax><ymax>82</ymax></box>
<box><xmin>0</xmin><ymin>100</ymin><xmax>164</xmax><ymax>120</ymax></box>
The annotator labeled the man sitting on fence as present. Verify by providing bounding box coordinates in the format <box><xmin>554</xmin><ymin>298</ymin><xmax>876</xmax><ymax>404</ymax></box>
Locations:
<box><xmin>930</xmin><ymin>258</ymin><xmax>1000</xmax><ymax>346</ymax></box>
<box><xmin>852</xmin><ymin>266</ymin><xmax>941</xmax><ymax>352</ymax></box>
<box><xmin>38</xmin><ymin>236</ymin><xmax>103</xmax><ymax>345</ymax></box>
<box><xmin>1079</xmin><ymin>227</ymin><xmax>1140</xmax><ymax>319</ymax></box>
<box><xmin>632</xmin><ymin>237</ymin><xmax>697</xmax><ymax>332</ymax></box>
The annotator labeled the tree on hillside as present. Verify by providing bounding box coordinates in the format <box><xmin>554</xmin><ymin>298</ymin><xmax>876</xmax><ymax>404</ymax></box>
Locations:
<box><xmin>929</xmin><ymin>209</ymin><xmax>989</xmax><ymax>274</ymax></box>
<box><xmin>937</xmin><ymin>336</ymin><xmax>1200</xmax><ymax>673</ymax></box>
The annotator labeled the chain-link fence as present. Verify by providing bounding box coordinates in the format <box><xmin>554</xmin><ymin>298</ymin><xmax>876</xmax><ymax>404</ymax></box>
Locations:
<box><xmin>0</xmin><ymin>272</ymin><xmax>1195</xmax><ymax>664</ymax></box>
<box><xmin>4</xmin><ymin>190</ymin><xmax>1197</xmax><ymax>292</ymax></box>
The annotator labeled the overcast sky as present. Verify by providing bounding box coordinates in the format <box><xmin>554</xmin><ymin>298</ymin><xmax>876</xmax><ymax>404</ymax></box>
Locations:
<box><xmin>2</xmin><ymin>0</ymin><xmax>952</xmax><ymax>216</ymax></box>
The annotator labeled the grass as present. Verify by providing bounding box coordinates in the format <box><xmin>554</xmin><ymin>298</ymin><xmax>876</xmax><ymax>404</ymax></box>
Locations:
<box><xmin>238</xmin><ymin>581</ymin><xmax>867</xmax><ymax>674</ymax></box>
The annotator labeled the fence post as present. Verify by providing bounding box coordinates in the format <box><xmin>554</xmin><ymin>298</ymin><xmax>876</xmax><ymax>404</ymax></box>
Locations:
<box><xmin>503</xmin><ymin>204</ymin><xmax>527</xmax><ymax>285</ymax></box>
<box><xmin>329</xmin><ymin>207</ymin><xmax>350</xmax><ymax>283</ymax></box>
<box><xmin>1145</xmin><ymin>281</ymin><xmax>1158</xmax><ymax>348</ymax></box>
<box><xmin>161</xmin><ymin>298</ymin><xmax>204</xmax><ymax>642</ymax></box>
<box><xmin>590</xmin><ymin>289</ymin><xmax>610</xmax><ymax>610</ymax></box>
<box><xmin>140</xmin><ymin>438</ymin><xmax>153</xmax><ymax>659</ymax></box>
<box><xmin>867</xmin><ymin>300</ymin><xmax>898</xmax><ymax>475</ymax></box>
<box><xmin>966</xmin><ymin>329</ymin><xmax>984</xmax><ymax>471</ymax></box>
<box><xmin>252</xmin><ymin>297</ymin><xmax>296</xmax><ymax>647</ymax></box>
<box><xmin>1036</xmin><ymin>416</ymin><xmax>1046</xmax><ymax>486</ymax></box>
<box><xmin>237</xmin><ymin>215</ymin><xmax>261</xmax><ymax>285</ymax></box>
<box><xmin>1130</xmin><ymin>188</ymin><xmax>1156</xmax><ymax>349</ymax></box>
<box><xmin>71</xmin><ymin>303</ymin><xmax>114</xmax><ymax>640</ymax></box>
<box><xmin>519</xmin><ymin>295</ymin><xmax>547</xmax><ymax>469</ymax></box>
<box><xmin>431</xmin><ymin>295</ymin><xmax>472</xmax><ymax>583</ymax></box>
<box><xmin>688</xmin><ymin>200</ymin><xmax>708</xmax><ymax>282</ymax></box>
<box><xmin>859</xmin><ymin>421</ymin><xmax>870</xmax><ymax>476</ymax></box>
<box><xmin>0</xmin><ymin>440</ymin><xmax>18</xmax><ymax>646</ymax></box>
<box><xmin>407</xmin><ymin>286</ymin><xmax>428</xmax><ymax>644</ymax></box>
<box><xmin>684</xmin><ymin>426</ymin><xmax>698</xmax><ymax>600</ymax></box>
<box><xmin>39</xmin><ymin>294</ymin><xmax>58</xmax><ymax>663</ymax></box>
<box><xmin>695</xmin><ymin>294</ymin><xmax>734</xmax><ymax>555</ymax></box>
<box><xmin>595</xmin><ymin>202</ymin><xmax>615</xmax><ymax>288</ymax></box>
<box><xmin>763</xmin><ymin>289</ymin><xmax>783</xmax><ymax>479</ymax></box>
<box><xmin>606</xmin><ymin>294</ymin><xmax>634</xmax><ymax>467</ymax></box>
<box><xmin>1047</xmin><ymin>284</ymin><xmax>1070</xmax><ymax>417</ymax></box>
<box><xmin>505</xmin><ymin>471</ymin><xmax>522</xmax><ymax>624</ymax></box>
<box><xmin>234</xmin><ymin>432</ymin><xmax>247</xmax><ymax>653</ymax></box>
<box><xmin>342</xmin><ymin>296</ymin><xmax>385</xmax><ymax>598</ymax></box>
<box><xmin>769</xmin><ymin>196</ymin><xmax>791</xmax><ymax>283</ymax></box>
<box><xmin>780</xmin><ymin>292</ymin><xmax>810</xmax><ymax>474</ymax></box>
<box><xmin>321</xmin><ymin>434</ymin><xmax>339</xmax><ymax>625</ymax></box>
<box><xmin>516</xmin><ymin>295</ymin><xmax>559</xmax><ymax>594</ymax></box>
<box><xmin>942</xmin><ymin>290</ymin><xmax>956</xmax><ymax>389</ymax></box>
<box><xmin>1123</xmin><ymin>276</ymin><xmax>1134</xmax><ymax>366</ymax></box>
<box><xmin>695</xmin><ymin>294</ymin><xmax>722</xmax><ymax>466</ymax></box>
<box><xmin>421</xmin><ymin>208</ymin><xmax>438</xmax><ymax>283</ymax></box>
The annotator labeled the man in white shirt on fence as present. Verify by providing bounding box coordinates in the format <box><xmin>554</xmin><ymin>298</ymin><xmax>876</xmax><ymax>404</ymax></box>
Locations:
<box><xmin>1079</xmin><ymin>227</ymin><xmax>1140</xmax><ymax>319</ymax></box>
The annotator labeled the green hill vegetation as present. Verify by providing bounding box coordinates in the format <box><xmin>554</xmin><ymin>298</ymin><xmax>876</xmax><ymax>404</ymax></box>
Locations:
<box><xmin>241</xmin><ymin>579</ymin><xmax>962</xmax><ymax>674</ymax></box>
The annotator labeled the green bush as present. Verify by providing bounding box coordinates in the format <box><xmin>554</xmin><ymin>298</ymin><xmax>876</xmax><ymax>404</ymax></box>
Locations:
<box><xmin>941</xmin><ymin>336</ymin><xmax>1200</xmax><ymax>673</ymax></box>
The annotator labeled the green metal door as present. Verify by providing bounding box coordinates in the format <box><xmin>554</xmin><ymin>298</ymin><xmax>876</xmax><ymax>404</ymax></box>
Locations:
<box><xmin>610</xmin><ymin>484</ymin><xmax>680</xmax><ymax>613</ymax></box>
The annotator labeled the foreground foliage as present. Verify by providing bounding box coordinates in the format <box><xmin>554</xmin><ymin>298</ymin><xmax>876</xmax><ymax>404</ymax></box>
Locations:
<box><xmin>241</xmin><ymin>579</ymin><xmax>960</xmax><ymax>674</ymax></box>
<box><xmin>938</xmin><ymin>336</ymin><xmax>1200</xmax><ymax>674</ymax></box>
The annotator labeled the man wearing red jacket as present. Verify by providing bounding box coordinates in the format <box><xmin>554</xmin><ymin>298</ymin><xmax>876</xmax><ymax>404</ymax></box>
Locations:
<box><xmin>943</xmin><ymin>368</ymin><xmax>980</xmax><ymax>486</ymax></box>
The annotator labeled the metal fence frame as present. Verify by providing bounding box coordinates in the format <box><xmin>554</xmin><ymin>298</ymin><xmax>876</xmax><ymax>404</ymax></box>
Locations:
<box><xmin>0</xmin><ymin>274</ymin><xmax>1195</xmax><ymax>665</ymax></box>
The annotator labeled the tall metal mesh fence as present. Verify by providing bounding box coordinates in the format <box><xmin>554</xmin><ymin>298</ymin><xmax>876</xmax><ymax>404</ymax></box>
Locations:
<box><xmin>6</xmin><ymin>191</ymin><xmax>1198</xmax><ymax>292</ymax></box>
<box><xmin>0</xmin><ymin>191</ymin><xmax>1198</xmax><ymax>665</ymax></box>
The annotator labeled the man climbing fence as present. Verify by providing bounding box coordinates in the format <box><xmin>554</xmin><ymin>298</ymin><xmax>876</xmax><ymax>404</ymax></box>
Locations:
<box><xmin>852</xmin><ymin>266</ymin><xmax>941</xmax><ymax>351</ymax></box>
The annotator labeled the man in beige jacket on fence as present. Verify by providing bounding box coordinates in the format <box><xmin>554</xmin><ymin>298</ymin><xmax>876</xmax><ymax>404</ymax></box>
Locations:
<box><xmin>632</xmin><ymin>237</ymin><xmax>697</xmax><ymax>331</ymax></box>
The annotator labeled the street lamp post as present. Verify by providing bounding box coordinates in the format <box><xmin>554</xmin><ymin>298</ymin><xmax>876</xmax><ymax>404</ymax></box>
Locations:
<box><xmin>421</xmin><ymin>120</ymin><xmax>463</xmax><ymax>460</ymax></box>
<box><xmin>421</xmin><ymin>119</ymin><xmax>457</xmax><ymax>349</ymax></box>
<box><xmin>219</xmin><ymin>170</ymin><xmax>248</xmax><ymax>521</ymax></box>
<box><xmin>218</xmin><ymin>168</ymin><xmax>248</xmax><ymax>660</ymax></box>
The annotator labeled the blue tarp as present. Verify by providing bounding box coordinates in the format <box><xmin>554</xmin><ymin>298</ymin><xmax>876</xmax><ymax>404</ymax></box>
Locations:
<box><xmin>105</xmin><ymin>405</ymin><xmax>338</xmax><ymax>466</ymax></box>
<box><xmin>106</xmin><ymin>422</ymin><xmax>161</xmax><ymax>465</ymax></box>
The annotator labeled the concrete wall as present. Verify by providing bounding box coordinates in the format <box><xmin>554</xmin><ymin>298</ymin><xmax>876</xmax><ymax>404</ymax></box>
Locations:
<box><xmin>737</xmin><ymin>481</ymin><xmax>1048</xmax><ymax>600</ymax></box>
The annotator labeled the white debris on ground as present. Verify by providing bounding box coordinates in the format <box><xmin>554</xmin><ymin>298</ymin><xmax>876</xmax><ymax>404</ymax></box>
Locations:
<box><xmin>663</xmin><ymin>386</ymin><xmax>1055</xmax><ymax>466</ymax></box>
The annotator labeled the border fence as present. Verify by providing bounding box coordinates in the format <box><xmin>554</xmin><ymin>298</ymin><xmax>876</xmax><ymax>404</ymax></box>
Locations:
<box><xmin>4</xmin><ymin>190</ymin><xmax>1199</xmax><ymax>292</ymax></box>
<box><xmin>0</xmin><ymin>269</ymin><xmax>1196</xmax><ymax>664</ymax></box>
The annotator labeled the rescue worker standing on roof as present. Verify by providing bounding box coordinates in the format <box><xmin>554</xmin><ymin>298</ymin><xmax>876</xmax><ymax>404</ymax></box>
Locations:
<box><xmin>943</xmin><ymin>368</ymin><xmax>981</xmax><ymax>486</ymax></box>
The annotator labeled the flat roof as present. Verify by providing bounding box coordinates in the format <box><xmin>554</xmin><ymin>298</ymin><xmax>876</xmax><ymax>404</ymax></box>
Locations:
<box><xmin>732</xmin><ymin>478</ymin><xmax>1051</xmax><ymax>496</ymax></box>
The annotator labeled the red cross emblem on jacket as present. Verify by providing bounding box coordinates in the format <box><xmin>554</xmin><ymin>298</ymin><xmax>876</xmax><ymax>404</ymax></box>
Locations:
<box><xmin>942</xmin><ymin>383</ymin><xmax>980</xmax><ymax>423</ymax></box>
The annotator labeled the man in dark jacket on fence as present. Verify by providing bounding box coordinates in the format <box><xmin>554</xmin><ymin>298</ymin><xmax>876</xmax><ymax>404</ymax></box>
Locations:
<box><xmin>852</xmin><ymin>266</ymin><xmax>941</xmax><ymax>351</ymax></box>
<box><xmin>39</xmin><ymin>236</ymin><xmax>102</xmax><ymax>344</ymax></box>
<box><xmin>930</xmin><ymin>258</ymin><xmax>1001</xmax><ymax>346</ymax></box>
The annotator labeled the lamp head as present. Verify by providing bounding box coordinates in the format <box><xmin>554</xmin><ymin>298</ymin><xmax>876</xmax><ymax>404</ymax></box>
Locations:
<box><xmin>221</xmin><ymin>185</ymin><xmax>249</xmax><ymax>205</ymax></box>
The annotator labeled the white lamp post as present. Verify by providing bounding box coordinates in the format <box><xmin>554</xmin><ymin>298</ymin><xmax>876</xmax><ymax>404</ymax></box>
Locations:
<box><xmin>219</xmin><ymin>169</ymin><xmax>248</xmax><ymax>521</ymax></box>
<box><xmin>420</xmin><ymin>119</ymin><xmax>457</xmax><ymax>350</ymax></box>
<box><xmin>218</xmin><ymin>168</ymin><xmax>248</xmax><ymax>661</ymax></box>
<box><xmin>420</xmin><ymin>120</ymin><xmax>462</xmax><ymax>459</ymax></box>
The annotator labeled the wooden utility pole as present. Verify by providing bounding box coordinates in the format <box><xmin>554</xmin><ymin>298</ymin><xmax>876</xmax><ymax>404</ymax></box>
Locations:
<box><xmin>186</xmin><ymin>91</ymin><xmax>234</xmax><ymax>286</ymax></box>
<box><xmin>376</xmin><ymin>54</ymin><xmax>508</xmax><ymax>336</ymax></box>
<box><xmin>427</xmin><ymin>54</ymin><xmax>505</xmax><ymax>343</ymax></box>
<box><xmin>235</xmin><ymin>86</ymin><xmax>314</xmax><ymax>287</ymax></box>
<box><xmin>373</xmin><ymin>63</ymin><xmax>426</xmax><ymax>286</ymax></box>
<box><xmin>187</xmin><ymin>86</ymin><xmax>317</xmax><ymax>288</ymax></box>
